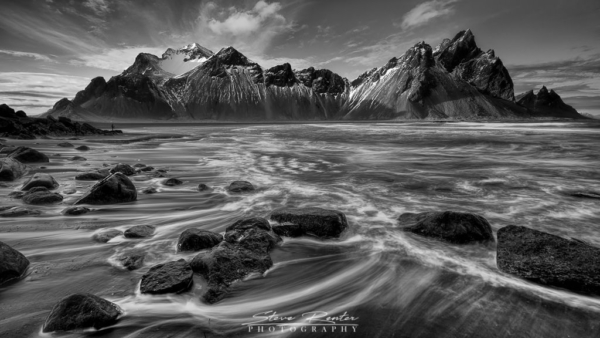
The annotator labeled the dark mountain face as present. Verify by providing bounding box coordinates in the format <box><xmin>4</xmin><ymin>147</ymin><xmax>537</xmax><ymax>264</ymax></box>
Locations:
<box><xmin>516</xmin><ymin>86</ymin><xmax>584</xmax><ymax>118</ymax></box>
<box><xmin>44</xmin><ymin>30</ymin><xmax>584</xmax><ymax>121</ymax></box>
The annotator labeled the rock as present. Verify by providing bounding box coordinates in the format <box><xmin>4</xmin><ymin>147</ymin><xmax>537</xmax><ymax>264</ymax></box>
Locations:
<box><xmin>139</xmin><ymin>166</ymin><xmax>154</xmax><ymax>172</ymax></box>
<box><xmin>75</xmin><ymin>171</ymin><xmax>107</xmax><ymax>180</ymax></box>
<box><xmin>0</xmin><ymin>206</ymin><xmax>41</xmax><ymax>217</ymax></box>
<box><xmin>124</xmin><ymin>224</ymin><xmax>155</xmax><ymax>238</ymax></box>
<box><xmin>75</xmin><ymin>145</ymin><xmax>90</xmax><ymax>151</ymax></box>
<box><xmin>8</xmin><ymin>191</ymin><xmax>25</xmax><ymax>199</ymax></box>
<box><xmin>62</xmin><ymin>188</ymin><xmax>76</xmax><ymax>195</ymax></box>
<box><xmin>227</xmin><ymin>180</ymin><xmax>255</xmax><ymax>193</ymax></box>
<box><xmin>21</xmin><ymin>173</ymin><xmax>59</xmax><ymax>190</ymax></box>
<box><xmin>140</xmin><ymin>259</ymin><xmax>193</xmax><ymax>294</ymax></box>
<box><xmin>116</xmin><ymin>250</ymin><xmax>145</xmax><ymax>270</ymax></box>
<box><xmin>142</xmin><ymin>187</ymin><xmax>157</xmax><ymax>194</ymax></box>
<box><xmin>568</xmin><ymin>191</ymin><xmax>600</xmax><ymax>200</ymax></box>
<box><xmin>0</xmin><ymin>157</ymin><xmax>27</xmax><ymax>181</ymax></box>
<box><xmin>497</xmin><ymin>225</ymin><xmax>600</xmax><ymax>296</ymax></box>
<box><xmin>198</xmin><ymin>183</ymin><xmax>210</xmax><ymax>191</ymax></box>
<box><xmin>92</xmin><ymin>229</ymin><xmax>123</xmax><ymax>243</ymax></box>
<box><xmin>75</xmin><ymin>173</ymin><xmax>137</xmax><ymax>205</ymax></box>
<box><xmin>70</xmin><ymin>156</ymin><xmax>87</xmax><ymax>161</ymax></box>
<box><xmin>0</xmin><ymin>146</ymin><xmax>18</xmax><ymax>154</ymax></box>
<box><xmin>162</xmin><ymin>178</ymin><xmax>183</xmax><ymax>186</ymax></box>
<box><xmin>133</xmin><ymin>163</ymin><xmax>146</xmax><ymax>168</ymax></box>
<box><xmin>0</xmin><ymin>240</ymin><xmax>30</xmax><ymax>285</ymax></box>
<box><xmin>42</xmin><ymin>293</ymin><xmax>122</xmax><ymax>332</ymax></box>
<box><xmin>224</xmin><ymin>217</ymin><xmax>281</xmax><ymax>252</ymax></box>
<box><xmin>516</xmin><ymin>86</ymin><xmax>583</xmax><ymax>119</ymax></box>
<box><xmin>63</xmin><ymin>206</ymin><xmax>91</xmax><ymax>216</ymax></box>
<box><xmin>109</xmin><ymin>163</ymin><xmax>135</xmax><ymax>176</ymax></box>
<box><xmin>7</xmin><ymin>146</ymin><xmax>49</xmax><ymax>163</ymax></box>
<box><xmin>270</xmin><ymin>207</ymin><xmax>349</xmax><ymax>238</ymax></box>
<box><xmin>397</xmin><ymin>211</ymin><xmax>494</xmax><ymax>244</ymax></box>
<box><xmin>22</xmin><ymin>187</ymin><xmax>63</xmax><ymax>205</ymax></box>
<box><xmin>190</xmin><ymin>241</ymin><xmax>273</xmax><ymax>304</ymax></box>
<box><xmin>57</xmin><ymin>142</ymin><xmax>74</xmax><ymax>147</ymax></box>
<box><xmin>177</xmin><ymin>229</ymin><xmax>223</xmax><ymax>252</ymax></box>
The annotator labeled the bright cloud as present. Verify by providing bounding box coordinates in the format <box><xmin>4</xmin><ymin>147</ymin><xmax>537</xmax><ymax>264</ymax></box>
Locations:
<box><xmin>0</xmin><ymin>50</ymin><xmax>55</xmax><ymax>63</ymax></box>
<box><xmin>206</xmin><ymin>1</ymin><xmax>286</xmax><ymax>36</ymax></box>
<box><xmin>400</xmin><ymin>0</ymin><xmax>459</xmax><ymax>30</ymax></box>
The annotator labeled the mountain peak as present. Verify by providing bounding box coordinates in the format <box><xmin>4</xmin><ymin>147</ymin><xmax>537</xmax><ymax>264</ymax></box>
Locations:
<box><xmin>215</xmin><ymin>46</ymin><xmax>254</xmax><ymax>66</ymax></box>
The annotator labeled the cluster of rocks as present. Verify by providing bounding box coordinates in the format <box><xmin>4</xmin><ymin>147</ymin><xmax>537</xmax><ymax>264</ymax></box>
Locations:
<box><xmin>397</xmin><ymin>210</ymin><xmax>600</xmax><ymax>296</ymax></box>
<box><xmin>0</xmin><ymin>104</ymin><xmax>121</xmax><ymax>139</ymax></box>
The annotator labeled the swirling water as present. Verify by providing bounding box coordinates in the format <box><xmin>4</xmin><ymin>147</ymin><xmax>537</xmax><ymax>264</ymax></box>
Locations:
<box><xmin>1</xmin><ymin>121</ymin><xmax>600</xmax><ymax>337</ymax></box>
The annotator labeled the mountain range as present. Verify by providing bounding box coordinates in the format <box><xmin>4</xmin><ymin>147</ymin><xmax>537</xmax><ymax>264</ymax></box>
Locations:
<box><xmin>44</xmin><ymin>29</ymin><xmax>585</xmax><ymax>121</ymax></box>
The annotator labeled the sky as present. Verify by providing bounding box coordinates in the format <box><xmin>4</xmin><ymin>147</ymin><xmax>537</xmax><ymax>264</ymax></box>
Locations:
<box><xmin>0</xmin><ymin>0</ymin><xmax>599</xmax><ymax>116</ymax></box>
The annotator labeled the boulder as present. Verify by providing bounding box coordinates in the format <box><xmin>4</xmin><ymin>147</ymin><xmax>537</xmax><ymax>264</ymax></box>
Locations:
<box><xmin>42</xmin><ymin>293</ymin><xmax>122</xmax><ymax>332</ymax></box>
<box><xmin>21</xmin><ymin>173</ymin><xmax>59</xmax><ymax>190</ymax></box>
<box><xmin>162</xmin><ymin>178</ymin><xmax>183</xmax><ymax>186</ymax></box>
<box><xmin>7</xmin><ymin>146</ymin><xmax>49</xmax><ymax>163</ymax></box>
<box><xmin>8</xmin><ymin>191</ymin><xmax>25</xmax><ymax>199</ymax></box>
<box><xmin>133</xmin><ymin>163</ymin><xmax>146</xmax><ymax>168</ymax></box>
<box><xmin>142</xmin><ymin>187</ymin><xmax>157</xmax><ymax>194</ymax></box>
<box><xmin>397</xmin><ymin>211</ymin><xmax>494</xmax><ymax>244</ymax></box>
<box><xmin>140</xmin><ymin>259</ymin><xmax>193</xmax><ymax>294</ymax></box>
<box><xmin>139</xmin><ymin>166</ymin><xmax>154</xmax><ymax>172</ymax></box>
<box><xmin>0</xmin><ymin>157</ymin><xmax>27</xmax><ymax>181</ymax></box>
<box><xmin>62</xmin><ymin>206</ymin><xmax>90</xmax><ymax>216</ymax></box>
<box><xmin>92</xmin><ymin>229</ymin><xmax>123</xmax><ymax>243</ymax></box>
<box><xmin>198</xmin><ymin>183</ymin><xmax>210</xmax><ymax>191</ymax></box>
<box><xmin>227</xmin><ymin>180</ymin><xmax>255</xmax><ymax>192</ymax></box>
<box><xmin>0</xmin><ymin>240</ymin><xmax>30</xmax><ymax>285</ymax></box>
<box><xmin>0</xmin><ymin>206</ymin><xmax>41</xmax><ymax>217</ymax></box>
<box><xmin>22</xmin><ymin>187</ymin><xmax>63</xmax><ymax>205</ymax></box>
<box><xmin>270</xmin><ymin>207</ymin><xmax>349</xmax><ymax>238</ymax></box>
<box><xmin>109</xmin><ymin>163</ymin><xmax>136</xmax><ymax>176</ymax></box>
<box><xmin>75</xmin><ymin>171</ymin><xmax>107</xmax><ymax>180</ymax></box>
<box><xmin>75</xmin><ymin>173</ymin><xmax>137</xmax><ymax>205</ymax></box>
<box><xmin>225</xmin><ymin>217</ymin><xmax>281</xmax><ymax>252</ymax></box>
<box><xmin>177</xmin><ymin>229</ymin><xmax>223</xmax><ymax>252</ymax></box>
<box><xmin>497</xmin><ymin>225</ymin><xmax>600</xmax><ymax>296</ymax></box>
<box><xmin>57</xmin><ymin>142</ymin><xmax>74</xmax><ymax>147</ymax></box>
<box><xmin>116</xmin><ymin>250</ymin><xmax>145</xmax><ymax>270</ymax></box>
<box><xmin>123</xmin><ymin>224</ymin><xmax>155</xmax><ymax>238</ymax></box>
<box><xmin>70</xmin><ymin>156</ymin><xmax>87</xmax><ymax>161</ymax></box>
<box><xmin>75</xmin><ymin>145</ymin><xmax>90</xmax><ymax>151</ymax></box>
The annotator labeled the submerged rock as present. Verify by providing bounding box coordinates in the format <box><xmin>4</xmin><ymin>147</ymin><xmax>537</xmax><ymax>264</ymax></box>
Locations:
<box><xmin>75</xmin><ymin>171</ymin><xmax>107</xmax><ymax>180</ymax></box>
<box><xmin>75</xmin><ymin>145</ymin><xmax>90</xmax><ymax>151</ymax></box>
<box><xmin>92</xmin><ymin>229</ymin><xmax>123</xmax><ymax>243</ymax></box>
<box><xmin>398</xmin><ymin>211</ymin><xmax>494</xmax><ymax>244</ymax></box>
<box><xmin>0</xmin><ymin>206</ymin><xmax>41</xmax><ymax>217</ymax></box>
<box><xmin>497</xmin><ymin>225</ymin><xmax>600</xmax><ymax>296</ymax></box>
<box><xmin>42</xmin><ymin>293</ymin><xmax>122</xmax><ymax>332</ymax></box>
<box><xmin>22</xmin><ymin>187</ymin><xmax>63</xmax><ymax>205</ymax></box>
<box><xmin>7</xmin><ymin>146</ymin><xmax>49</xmax><ymax>163</ymax></box>
<box><xmin>162</xmin><ymin>178</ymin><xmax>183</xmax><ymax>186</ymax></box>
<box><xmin>57</xmin><ymin>142</ymin><xmax>74</xmax><ymax>148</ymax></box>
<box><xmin>140</xmin><ymin>259</ymin><xmax>193</xmax><ymax>294</ymax></box>
<box><xmin>198</xmin><ymin>183</ymin><xmax>210</xmax><ymax>191</ymax></box>
<box><xmin>117</xmin><ymin>250</ymin><xmax>145</xmax><ymax>270</ymax></box>
<box><xmin>0</xmin><ymin>157</ymin><xmax>27</xmax><ymax>181</ymax></box>
<box><xmin>70</xmin><ymin>156</ymin><xmax>87</xmax><ymax>161</ymax></box>
<box><xmin>177</xmin><ymin>228</ymin><xmax>223</xmax><ymax>252</ymax></box>
<box><xmin>109</xmin><ymin>163</ymin><xmax>136</xmax><ymax>176</ymax></box>
<box><xmin>142</xmin><ymin>186</ymin><xmax>157</xmax><ymax>194</ymax></box>
<box><xmin>21</xmin><ymin>173</ymin><xmax>59</xmax><ymax>190</ymax></box>
<box><xmin>75</xmin><ymin>173</ymin><xmax>137</xmax><ymax>205</ymax></box>
<box><xmin>270</xmin><ymin>207</ymin><xmax>349</xmax><ymax>238</ymax></box>
<box><xmin>62</xmin><ymin>206</ymin><xmax>91</xmax><ymax>216</ymax></box>
<box><xmin>124</xmin><ymin>224</ymin><xmax>155</xmax><ymax>238</ymax></box>
<box><xmin>227</xmin><ymin>181</ymin><xmax>254</xmax><ymax>193</ymax></box>
<box><xmin>0</xmin><ymin>240</ymin><xmax>30</xmax><ymax>285</ymax></box>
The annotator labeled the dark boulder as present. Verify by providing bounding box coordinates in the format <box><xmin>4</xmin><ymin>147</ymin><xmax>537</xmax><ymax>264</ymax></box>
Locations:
<box><xmin>70</xmin><ymin>156</ymin><xmax>87</xmax><ymax>161</ymax></box>
<box><xmin>140</xmin><ymin>259</ymin><xmax>193</xmax><ymax>294</ymax></box>
<box><xmin>139</xmin><ymin>166</ymin><xmax>154</xmax><ymax>172</ymax></box>
<box><xmin>57</xmin><ymin>142</ymin><xmax>74</xmax><ymax>147</ymax></box>
<box><xmin>0</xmin><ymin>240</ymin><xmax>30</xmax><ymax>285</ymax></box>
<box><xmin>42</xmin><ymin>293</ymin><xmax>122</xmax><ymax>332</ymax></box>
<box><xmin>75</xmin><ymin>145</ymin><xmax>90</xmax><ymax>151</ymax></box>
<box><xmin>75</xmin><ymin>173</ymin><xmax>137</xmax><ymax>205</ymax></box>
<box><xmin>198</xmin><ymin>183</ymin><xmax>210</xmax><ymax>191</ymax></box>
<box><xmin>22</xmin><ymin>187</ymin><xmax>63</xmax><ymax>205</ymax></box>
<box><xmin>109</xmin><ymin>163</ymin><xmax>136</xmax><ymax>176</ymax></box>
<box><xmin>397</xmin><ymin>211</ymin><xmax>494</xmax><ymax>244</ymax></box>
<box><xmin>162</xmin><ymin>178</ymin><xmax>183</xmax><ymax>186</ymax></box>
<box><xmin>21</xmin><ymin>173</ymin><xmax>59</xmax><ymax>190</ymax></box>
<box><xmin>225</xmin><ymin>217</ymin><xmax>281</xmax><ymax>252</ymax></box>
<box><xmin>92</xmin><ymin>229</ymin><xmax>123</xmax><ymax>243</ymax></box>
<box><xmin>270</xmin><ymin>207</ymin><xmax>349</xmax><ymax>238</ymax></box>
<box><xmin>75</xmin><ymin>171</ymin><xmax>107</xmax><ymax>180</ymax></box>
<box><xmin>7</xmin><ymin>146</ymin><xmax>49</xmax><ymax>163</ymax></box>
<box><xmin>0</xmin><ymin>157</ymin><xmax>27</xmax><ymax>181</ymax></box>
<box><xmin>497</xmin><ymin>225</ymin><xmax>600</xmax><ymax>296</ymax></box>
<box><xmin>124</xmin><ymin>224</ymin><xmax>155</xmax><ymax>238</ymax></box>
<box><xmin>62</xmin><ymin>206</ymin><xmax>91</xmax><ymax>216</ymax></box>
<box><xmin>227</xmin><ymin>180</ymin><xmax>255</xmax><ymax>193</ymax></box>
<box><xmin>177</xmin><ymin>229</ymin><xmax>223</xmax><ymax>252</ymax></box>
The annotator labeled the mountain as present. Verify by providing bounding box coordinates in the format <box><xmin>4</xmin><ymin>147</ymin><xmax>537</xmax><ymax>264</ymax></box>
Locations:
<box><xmin>515</xmin><ymin>86</ymin><xmax>583</xmax><ymax>119</ymax></box>
<box><xmin>45</xmin><ymin>30</ymin><xmax>585</xmax><ymax>121</ymax></box>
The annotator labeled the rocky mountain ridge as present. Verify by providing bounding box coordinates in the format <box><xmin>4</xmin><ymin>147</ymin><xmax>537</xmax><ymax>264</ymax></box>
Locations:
<box><xmin>43</xmin><ymin>30</ymin><xmax>585</xmax><ymax>121</ymax></box>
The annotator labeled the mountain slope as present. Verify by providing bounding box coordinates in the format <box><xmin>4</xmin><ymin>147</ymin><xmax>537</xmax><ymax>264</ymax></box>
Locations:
<box><xmin>516</xmin><ymin>86</ymin><xmax>584</xmax><ymax>118</ymax></box>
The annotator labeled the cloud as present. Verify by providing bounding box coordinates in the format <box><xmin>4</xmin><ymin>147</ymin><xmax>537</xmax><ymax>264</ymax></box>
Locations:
<box><xmin>399</xmin><ymin>0</ymin><xmax>459</xmax><ymax>30</ymax></box>
<box><xmin>206</xmin><ymin>1</ymin><xmax>285</xmax><ymax>36</ymax></box>
<box><xmin>0</xmin><ymin>50</ymin><xmax>55</xmax><ymax>63</ymax></box>
<box><xmin>82</xmin><ymin>0</ymin><xmax>112</xmax><ymax>16</ymax></box>
<box><xmin>0</xmin><ymin>72</ymin><xmax>92</xmax><ymax>115</ymax></box>
<box><xmin>70</xmin><ymin>46</ymin><xmax>167</xmax><ymax>71</ymax></box>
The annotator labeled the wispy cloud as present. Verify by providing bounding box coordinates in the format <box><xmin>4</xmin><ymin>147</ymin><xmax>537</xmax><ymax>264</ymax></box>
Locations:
<box><xmin>0</xmin><ymin>49</ymin><xmax>55</xmax><ymax>63</ymax></box>
<box><xmin>398</xmin><ymin>0</ymin><xmax>459</xmax><ymax>30</ymax></box>
<box><xmin>82</xmin><ymin>0</ymin><xmax>112</xmax><ymax>16</ymax></box>
<box><xmin>70</xmin><ymin>46</ymin><xmax>167</xmax><ymax>72</ymax></box>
